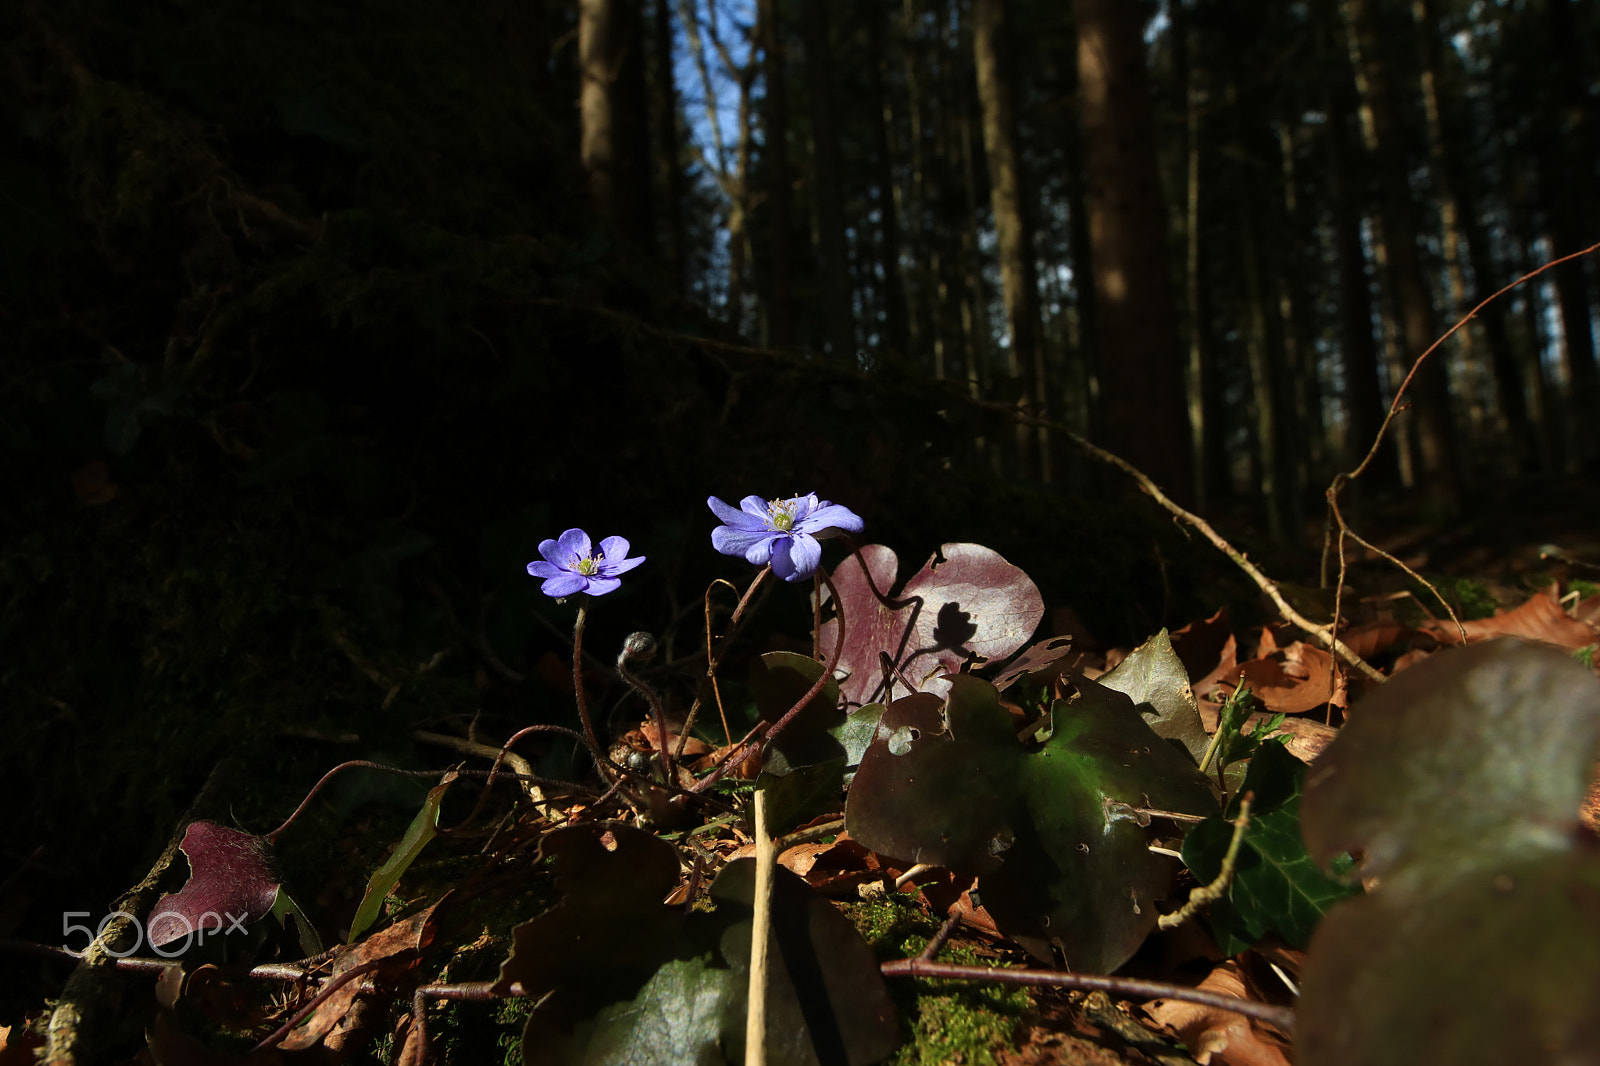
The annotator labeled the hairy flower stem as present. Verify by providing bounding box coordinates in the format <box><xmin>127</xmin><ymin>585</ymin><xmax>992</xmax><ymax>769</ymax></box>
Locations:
<box><xmin>693</xmin><ymin>570</ymin><xmax>847</xmax><ymax>791</ymax></box>
<box><xmin>676</xmin><ymin>567</ymin><xmax>774</xmax><ymax>762</ymax></box>
<box><xmin>570</xmin><ymin>603</ymin><xmax>615</xmax><ymax>782</ymax></box>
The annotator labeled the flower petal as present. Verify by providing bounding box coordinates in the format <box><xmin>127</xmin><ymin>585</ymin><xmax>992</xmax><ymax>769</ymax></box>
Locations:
<box><xmin>708</xmin><ymin>496</ymin><xmax>770</xmax><ymax>531</ymax></box>
<box><xmin>713</xmin><ymin>527</ymin><xmax>775</xmax><ymax>560</ymax></box>
<box><xmin>777</xmin><ymin>532</ymin><xmax>822</xmax><ymax>581</ymax></box>
<box><xmin>536</xmin><ymin>538</ymin><xmax>566</xmax><ymax>566</ymax></box>
<box><xmin>540</xmin><ymin>573</ymin><xmax>588</xmax><ymax>598</ymax></box>
<box><xmin>788</xmin><ymin>493</ymin><xmax>821</xmax><ymax>521</ymax></box>
<box><xmin>798</xmin><ymin>503</ymin><xmax>864</xmax><ymax>538</ymax></box>
<box><xmin>597</xmin><ymin>536</ymin><xmax>637</xmax><ymax>562</ymax></box>
<box><xmin>527</xmin><ymin>561</ymin><xmax>563</xmax><ymax>579</ymax></box>
<box><xmin>738</xmin><ymin>495</ymin><xmax>773</xmax><ymax>521</ymax></box>
<box><xmin>603</xmin><ymin>554</ymin><xmax>646</xmax><ymax>576</ymax></box>
<box><xmin>584</xmin><ymin>576</ymin><xmax>622</xmax><ymax>596</ymax></box>
<box><xmin>555</xmin><ymin>528</ymin><xmax>592</xmax><ymax>562</ymax></box>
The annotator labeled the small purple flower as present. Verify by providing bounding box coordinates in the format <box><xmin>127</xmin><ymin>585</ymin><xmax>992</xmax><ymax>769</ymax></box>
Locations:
<box><xmin>708</xmin><ymin>493</ymin><xmax>864</xmax><ymax>582</ymax></box>
<box><xmin>527</xmin><ymin>529</ymin><xmax>645</xmax><ymax>598</ymax></box>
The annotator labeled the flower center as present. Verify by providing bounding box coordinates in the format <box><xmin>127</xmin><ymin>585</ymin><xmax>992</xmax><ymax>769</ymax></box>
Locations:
<box><xmin>767</xmin><ymin>498</ymin><xmax>798</xmax><ymax>532</ymax></box>
<box><xmin>570</xmin><ymin>553</ymin><xmax>601</xmax><ymax>576</ymax></box>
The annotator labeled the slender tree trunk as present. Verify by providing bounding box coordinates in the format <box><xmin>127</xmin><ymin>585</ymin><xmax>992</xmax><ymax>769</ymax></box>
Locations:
<box><xmin>801</xmin><ymin>0</ymin><xmax>856</xmax><ymax>362</ymax></box>
<box><xmin>1418</xmin><ymin>1</ymin><xmax>1539</xmax><ymax>471</ymax></box>
<box><xmin>1075</xmin><ymin>0</ymin><xmax>1191</xmax><ymax>501</ymax></box>
<box><xmin>974</xmin><ymin>0</ymin><xmax>1049</xmax><ymax>480</ymax></box>
<box><xmin>757</xmin><ymin>0</ymin><xmax>793</xmax><ymax>348</ymax></box>
<box><xmin>652</xmin><ymin>0</ymin><xmax>687</xmax><ymax>294</ymax></box>
<box><xmin>1536</xmin><ymin>0</ymin><xmax>1600</xmax><ymax>467</ymax></box>
<box><xmin>1341</xmin><ymin>0</ymin><xmax>1461</xmax><ymax>509</ymax></box>
<box><xmin>867</xmin><ymin>7</ymin><xmax>910</xmax><ymax>360</ymax></box>
<box><xmin>579</xmin><ymin>0</ymin><xmax>653</xmax><ymax>254</ymax></box>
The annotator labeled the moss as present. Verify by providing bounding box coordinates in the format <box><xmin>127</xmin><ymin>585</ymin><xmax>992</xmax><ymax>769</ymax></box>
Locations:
<box><xmin>843</xmin><ymin>896</ymin><xmax>1033</xmax><ymax>1066</ymax></box>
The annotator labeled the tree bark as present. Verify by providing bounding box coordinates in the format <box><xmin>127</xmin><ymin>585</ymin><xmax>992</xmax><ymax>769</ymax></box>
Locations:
<box><xmin>1341</xmin><ymin>0</ymin><xmax>1461</xmax><ymax>508</ymax></box>
<box><xmin>801</xmin><ymin>0</ymin><xmax>856</xmax><ymax>362</ymax></box>
<box><xmin>757</xmin><ymin>0</ymin><xmax>793</xmax><ymax>347</ymax></box>
<box><xmin>974</xmin><ymin>0</ymin><xmax>1049</xmax><ymax>480</ymax></box>
<box><xmin>579</xmin><ymin>0</ymin><xmax>654</xmax><ymax>254</ymax></box>
<box><xmin>1075</xmin><ymin>0</ymin><xmax>1192</xmax><ymax>501</ymax></box>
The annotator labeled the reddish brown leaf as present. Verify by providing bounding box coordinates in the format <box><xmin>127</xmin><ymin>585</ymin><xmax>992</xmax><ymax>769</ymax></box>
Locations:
<box><xmin>1420</xmin><ymin>586</ymin><xmax>1598</xmax><ymax>651</ymax></box>
<box><xmin>819</xmin><ymin>543</ymin><xmax>1043</xmax><ymax>708</ymax></box>
<box><xmin>1236</xmin><ymin>640</ymin><xmax>1344</xmax><ymax>715</ymax></box>
<box><xmin>147</xmin><ymin>822</ymin><xmax>281</xmax><ymax>950</ymax></box>
<box><xmin>278</xmin><ymin>899</ymin><xmax>441</xmax><ymax>1052</ymax></box>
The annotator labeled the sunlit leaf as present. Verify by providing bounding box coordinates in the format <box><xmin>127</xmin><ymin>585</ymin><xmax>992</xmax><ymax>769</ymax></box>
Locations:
<box><xmin>1099</xmin><ymin>628</ymin><xmax>1210</xmax><ymax>764</ymax></box>
<box><xmin>819</xmin><ymin>544</ymin><xmax>1042</xmax><ymax>709</ymax></box>
<box><xmin>348</xmin><ymin>773</ymin><xmax>454</xmax><ymax>942</ymax></box>
<box><xmin>147</xmin><ymin>822</ymin><xmax>282</xmax><ymax>951</ymax></box>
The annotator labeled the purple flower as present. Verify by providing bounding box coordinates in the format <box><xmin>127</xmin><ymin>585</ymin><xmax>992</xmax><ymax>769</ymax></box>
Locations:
<box><xmin>527</xmin><ymin>529</ymin><xmax>645</xmax><ymax>598</ymax></box>
<box><xmin>708</xmin><ymin>493</ymin><xmax>864</xmax><ymax>582</ymax></box>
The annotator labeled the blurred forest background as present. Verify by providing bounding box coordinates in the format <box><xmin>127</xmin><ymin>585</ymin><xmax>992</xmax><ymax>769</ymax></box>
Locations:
<box><xmin>2</xmin><ymin>0</ymin><xmax>1598</xmax><ymax>983</ymax></box>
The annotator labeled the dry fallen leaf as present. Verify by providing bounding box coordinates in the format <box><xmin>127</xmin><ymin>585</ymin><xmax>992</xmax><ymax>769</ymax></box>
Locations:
<box><xmin>1142</xmin><ymin>961</ymin><xmax>1291</xmax><ymax>1066</ymax></box>
<box><xmin>1420</xmin><ymin>586</ymin><xmax>1598</xmax><ymax>651</ymax></box>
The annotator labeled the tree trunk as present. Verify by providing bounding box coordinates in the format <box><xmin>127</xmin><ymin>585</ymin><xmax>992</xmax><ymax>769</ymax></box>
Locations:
<box><xmin>1536</xmin><ymin>0</ymin><xmax>1600</xmax><ymax>467</ymax></box>
<box><xmin>1341</xmin><ymin>0</ymin><xmax>1461</xmax><ymax>509</ymax></box>
<box><xmin>579</xmin><ymin>0</ymin><xmax>653</xmax><ymax>254</ymax></box>
<box><xmin>757</xmin><ymin>0</ymin><xmax>793</xmax><ymax>348</ymax></box>
<box><xmin>652</xmin><ymin>0</ymin><xmax>687</xmax><ymax>295</ymax></box>
<box><xmin>974</xmin><ymin>0</ymin><xmax>1049</xmax><ymax>481</ymax></box>
<box><xmin>1075</xmin><ymin>0</ymin><xmax>1192</xmax><ymax>501</ymax></box>
<box><xmin>800</xmin><ymin>0</ymin><xmax>856</xmax><ymax>362</ymax></box>
<box><xmin>867</xmin><ymin>6</ymin><xmax>910</xmax><ymax>361</ymax></box>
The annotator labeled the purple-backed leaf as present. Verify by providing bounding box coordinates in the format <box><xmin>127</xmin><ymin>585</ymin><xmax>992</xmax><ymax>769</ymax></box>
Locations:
<box><xmin>819</xmin><ymin>543</ymin><xmax>1043</xmax><ymax>709</ymax></box>
<box><xmin>147</xmin><ymin>821</ymin><xmax>281</xmax><ymax>949</ymax></box>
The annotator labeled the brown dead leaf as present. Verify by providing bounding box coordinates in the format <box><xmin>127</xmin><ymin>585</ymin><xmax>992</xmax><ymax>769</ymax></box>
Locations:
<box><xmin>1236</xmin><ymin>638</ymin><xmax>1345</xmax><ymax>715</ymax></box>
<box><xmin>634</xmin><ymin>720</ymin><xmax>712</xmax><ymax>758</ymax></box>
<box><xmin>1142</xmin><ymin>961</ymin><xmax>1291</xmax><ymax>1066</ymax></box>
<box><xmin>279</xmin><ymin>898</ymin><xmax>443</xmax><ymax>1052</ymax></box>
<box><xmin>1338</xmin><ymin>620</ymin><xmax>1416</xmax><ymax>661</ymax></box>
<box><xmin>1420</xmin><ymin>585</ymin><xmax>1598</xmax><ymax>651</ymax></box>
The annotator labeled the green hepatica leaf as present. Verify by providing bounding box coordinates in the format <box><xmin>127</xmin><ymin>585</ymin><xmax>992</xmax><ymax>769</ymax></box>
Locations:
<box><xmin>1294</xmin><ymin>639</ymin><xmax>1600</xmax><ymax>1066</ymax></box>
<box><xmin>1180</xmin><ymin>743</ymin><xmax>1360</xmax><ymax>955</ymax></box>
<box><xmin>845</xmin><ymin>676</ymin><xmax>1023</xmax><ymax>871</ymax></box>
<box><xmin>522</xmin><ymin>859</ymin><xmax>897</xmax><ymax>1066</ymax></box>
<box><xmin>1099</xmin><ymin>629</ymin><xmax>1211</xmax><ymax>765</ymax></box>
<box><xmin>983</xmin><ymin>677</ymin><xmax>1217</xmax><ymax>972</ymax></box>
<box><xmin>1301</xmin><ymin>638</ymin><xmax>1600</xmax><ymax>882</ymax></box>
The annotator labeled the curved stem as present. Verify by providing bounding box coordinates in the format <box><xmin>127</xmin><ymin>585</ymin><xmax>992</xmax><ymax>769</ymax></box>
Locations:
<box><xmin>570</xmin><ymin>601</ymin><xmax>615</xmax><ymax>781</ymax></box>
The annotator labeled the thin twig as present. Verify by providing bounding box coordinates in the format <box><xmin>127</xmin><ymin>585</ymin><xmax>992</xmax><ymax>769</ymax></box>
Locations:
<box><xmin>1159</xmin><ymin>794</ymin><xmax>1254</xmax><ymax>930</ymax></box>
<box><xmin>878</xmin><ymin>957</ymin><xmax>1295</xmax><ymax>1032</ymax></box>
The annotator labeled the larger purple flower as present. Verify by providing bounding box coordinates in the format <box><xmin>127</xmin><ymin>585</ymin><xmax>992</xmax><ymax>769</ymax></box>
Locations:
<box><xmin>527</xmin><ymin>529</ymin><xmax>644</xmax><ymax>598</ymax></box>
<box><xmin>708</xmin><ymin>493</ymin><xmax>864</xmax><ymax>582</ymax></box>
